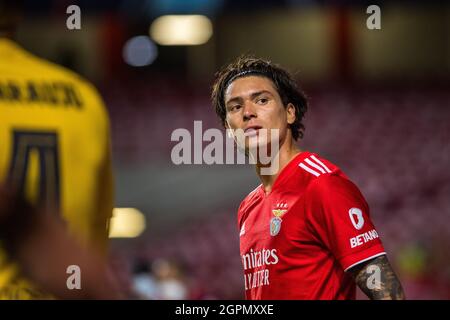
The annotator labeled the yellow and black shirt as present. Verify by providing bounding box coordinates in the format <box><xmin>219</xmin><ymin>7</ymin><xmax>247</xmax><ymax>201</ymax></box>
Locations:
<box><xmin>0</xmin><ymin>38</ymin><xmax>114</xmax><ymax>299</ymax></box>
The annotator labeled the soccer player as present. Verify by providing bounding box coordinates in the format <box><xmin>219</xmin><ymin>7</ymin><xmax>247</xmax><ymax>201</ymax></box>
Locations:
<box><xmin>0</xmin><ymin>1</ymin><xmax>117</xmax><ymax>299</ymax></box>
<box><xmin>211</xmin><ymin>56</ymin><xmax>405</xmax><ymax>300</ymax></box>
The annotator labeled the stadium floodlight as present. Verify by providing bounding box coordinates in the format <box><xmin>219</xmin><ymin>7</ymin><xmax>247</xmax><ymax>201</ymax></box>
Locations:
<box><xmin>109</xmin><ymin>208</ymin><xmax>146</xmax><ymax>238</ymax></box>
<box><xmin>122</xmin><ymin>36</ymin><xmax>158</xmax><ymax>67</ymax></box>
<box><xmin>149</xmin><ymin>15</ymin><xmax>213</xmax><ymax>45</ymax></box>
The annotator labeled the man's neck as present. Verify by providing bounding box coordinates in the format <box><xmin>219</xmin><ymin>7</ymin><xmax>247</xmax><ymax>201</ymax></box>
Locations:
<box><xmin>256</xmin><ymin>137</ymin><xmax>301</xmax><ymax>195</ymax></box>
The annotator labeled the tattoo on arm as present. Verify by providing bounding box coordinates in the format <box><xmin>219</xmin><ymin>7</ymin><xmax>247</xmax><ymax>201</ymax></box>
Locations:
<box><xmin>348</xmin><ymin>255</ymin><xmax>405</xmax><ymax>300</ymax></box>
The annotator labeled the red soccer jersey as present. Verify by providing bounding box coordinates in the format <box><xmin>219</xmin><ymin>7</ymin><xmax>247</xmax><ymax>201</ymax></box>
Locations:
<box><xmin>237</xmin><ymin>151</ymin><xmax>386</xmax><ymax>300</ymax></box>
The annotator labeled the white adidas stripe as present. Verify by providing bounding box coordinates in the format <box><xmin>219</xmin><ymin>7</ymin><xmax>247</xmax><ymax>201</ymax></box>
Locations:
<box><xmin>299</xmin><ymin>155</ymin><xmax>333</xmax><ymax>177</ymax></box>
<box><xmin>248</xmin><ymin>184</ymin><xmax>262</xmax><ymax>196</ymax></box>
<box><xmin>310</xmin><ymin>155</ymin><xmax>332</xmax><ymax>173</ymax></box>
<box><xmin>305</xmin><ymin>158</ymin><xmax>326</xmax><ymax>174</ymax></box>
<box><xmin>299</xmin><ymin>162</ymin><xmax>320</xmax><ymax>177</ymax></box>
<box><xmin>344</xmin><ymin>252</ymin><xmax>387</xmax><ymax>272</ymax></box>
<box><xmin>239</xmin><ymin>222</ymin><xmax>246</xmax><ymax>236</ymax></box>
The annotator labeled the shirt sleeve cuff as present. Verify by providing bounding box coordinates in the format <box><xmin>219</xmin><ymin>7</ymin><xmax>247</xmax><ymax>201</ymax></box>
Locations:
<box><xmin>340</xmin><ymin>244</ymin><xmax>387</xmax><ymax>272</ymax></box>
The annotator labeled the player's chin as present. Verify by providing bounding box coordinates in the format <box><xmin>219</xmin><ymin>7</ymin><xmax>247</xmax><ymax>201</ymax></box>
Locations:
<box><xmin>244</xmin><ymin>135</ymin><xmax>258</xmax><ymax>148</ymax></box>
<box><xmin>246</xmin><ymin>137</ymin><xmax>271</xmax><ymax>155</ymax></box>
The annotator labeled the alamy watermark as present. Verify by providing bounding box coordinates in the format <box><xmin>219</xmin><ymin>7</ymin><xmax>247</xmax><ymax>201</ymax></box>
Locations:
<box><xmin>171</xmin><ymin>121</ymin><xmax>280</xmax><ymax>175</ymax></box>
<box><xmin>366</xmin><ymin>265</ymin><xmax>382</xmax><ymax>290</ymax></box>
<box><xmin>66</xmin><ymin>264</ymin><xmax>81</xmax><ymax>290</ymax></box>
<box><xmin>66</xmin><ymin>5</ymin><xmax>81</xmax><ymax>30</ymax></box>
<box><xmin>366</xmin><ymin>5</ymin><xmax>381</xmax><ymax>30</ymax></box>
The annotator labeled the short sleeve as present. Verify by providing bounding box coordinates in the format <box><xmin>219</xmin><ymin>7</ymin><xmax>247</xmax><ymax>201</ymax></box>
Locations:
<box><xmin>305</xmin><ymin>174</ymin><xmax>386</xmax><ymax>271</ymax></box>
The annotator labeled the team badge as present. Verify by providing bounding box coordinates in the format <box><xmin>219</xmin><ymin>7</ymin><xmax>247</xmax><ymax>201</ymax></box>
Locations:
<box><xmin>270</xmin><ymin>202</ymin><xmax>288</xmax><ymax>236</ymax></box>
<box><xmin>270</xmin><ymin>217</ymin><xmax>282</xmax><ymax>236</ymax></box>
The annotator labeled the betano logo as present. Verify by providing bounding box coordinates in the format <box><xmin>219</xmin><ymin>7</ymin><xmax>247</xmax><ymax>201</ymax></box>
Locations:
<box><xmin>349</xmin><ymin>207</ymin><xmax>365</xmax><ymax>230</ymax></box>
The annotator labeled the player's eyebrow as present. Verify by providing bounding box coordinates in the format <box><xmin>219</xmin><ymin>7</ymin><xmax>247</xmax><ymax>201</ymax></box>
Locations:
<box><xmin>226</xmin><ymin>90</ymin><xmax>273</xmax><ymax>106</ymax></box>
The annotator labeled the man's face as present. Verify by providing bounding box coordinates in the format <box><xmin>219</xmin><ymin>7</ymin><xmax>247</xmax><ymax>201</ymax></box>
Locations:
<box><xmin>224</xmin><ymin>75</ymin><xmax>295</xmax><ymax>153</ymax></box>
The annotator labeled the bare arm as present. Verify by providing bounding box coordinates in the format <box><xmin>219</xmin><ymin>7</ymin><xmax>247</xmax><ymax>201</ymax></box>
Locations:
<box><xmin>348</xmin><ymin>255</ymin><xmax>405</xmax><ymax>300</ymax></box>
<box><xmin>0</xmin><ymin>186</ymin><xmax>123</xmax><ymax>299</ymax></box>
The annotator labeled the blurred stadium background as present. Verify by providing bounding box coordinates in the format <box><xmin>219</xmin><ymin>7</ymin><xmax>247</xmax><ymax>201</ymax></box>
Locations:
<box><xmin>12</xmin><ymin>0</ymin><xmax>450</xmax><ymax>299</ymax></box>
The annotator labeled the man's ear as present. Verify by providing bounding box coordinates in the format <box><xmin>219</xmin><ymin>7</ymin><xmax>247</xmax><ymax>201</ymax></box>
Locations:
<box><xmin>286</xmin><ymin>103</ymin><xmax>296</xmax><ymax>125</ymax></box>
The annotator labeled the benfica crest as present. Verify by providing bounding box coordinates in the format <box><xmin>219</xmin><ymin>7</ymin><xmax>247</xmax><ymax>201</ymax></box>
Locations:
<box><xmin>270</xmin><ymin>202</ymin><xmax>288</xmax><ymax>236</ymax></box>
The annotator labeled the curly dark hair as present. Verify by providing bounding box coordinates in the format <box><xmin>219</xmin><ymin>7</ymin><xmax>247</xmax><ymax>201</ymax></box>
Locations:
<box><xmin>211</xmin><ymin>55</ymin><xmax>308</xmax><ymax>140</ymax></box>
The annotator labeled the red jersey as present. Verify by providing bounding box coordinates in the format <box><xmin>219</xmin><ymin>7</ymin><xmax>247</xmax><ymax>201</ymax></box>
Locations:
<box><xmin>237</xmin><ymin>151</ymin><xmax>386</xmax><ymax>300</ymax></box>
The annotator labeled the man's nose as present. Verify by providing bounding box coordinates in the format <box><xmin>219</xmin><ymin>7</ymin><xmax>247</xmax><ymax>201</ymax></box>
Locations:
<box><xmin>243</xmin><ymin>101</ymin><xmax>257</xmax><ymax>121</ymax></box>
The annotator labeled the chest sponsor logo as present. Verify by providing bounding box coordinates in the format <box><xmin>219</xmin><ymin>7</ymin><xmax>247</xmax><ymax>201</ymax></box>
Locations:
<box><xmin>349</xmin><ymin>207</ymin><xmax>365</xmax><ymax>230</ymax></box>
<box><xmin>241</xmin><ymin>248</ymin><xmax>279</xmax><ymax>290</ymax></box>
<box><xmin>270</xmin><ymin>202</ymin><xmax>288</xmax><ymax>236</ymax></box>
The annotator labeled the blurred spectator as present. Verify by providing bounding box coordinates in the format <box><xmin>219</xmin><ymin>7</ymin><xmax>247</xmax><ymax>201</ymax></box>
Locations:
<box><xmin>152</xmin><ymin>259</ymin><xmax>189</xmax><ymax>300</ymax></box>
<box><xmin>131</xmin><ymin>260</ymin><xmax>159</xmax><ymax>300</ymax></box>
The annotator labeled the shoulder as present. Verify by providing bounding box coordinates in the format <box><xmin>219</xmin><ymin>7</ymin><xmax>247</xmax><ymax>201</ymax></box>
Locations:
<box><xmin>29</xmin><ymin>57</ymin><xmax>111</xmax><ymax>140</ymax></box>
<box><xmin>297</xmin><ymin>152</ymin><xmax>341</xmax><ymax>179</ymax></box>
<box><xmin>304</xmin><ymin>169</ymin><xmax>367</xmax><ymax>210</ymax></box>
<box><xmin>307</xmin><ymin>174</ymin><xmax>359</xmax><ymax>197</ymax></box>
<box><xmin>20</xmin><ymin>47</ymin><xmax>83</xmax><ymax>83</ymax></box>
<box><xmin>289</xmin><ymin>152</ymin><xmax>346</xmax><ymax>192</ymax></box>
<box><xmin>237</xmin><ymin>184</ymin><xmax>262</xmax><ymax>224</ymax></box>
<box><xmin>296</xmin><ymin>152</ymin><xmax>363</xmax><ymax>197</ymax></box>
<box><xmin>239</xmin><ymin>184</ymin><xmax>262</xmax><ymax>211</ymax></box>
<box><xmin>16</xmin><ymin>44</ymin><xmax>107</xmax><ymax>111</ymax></box>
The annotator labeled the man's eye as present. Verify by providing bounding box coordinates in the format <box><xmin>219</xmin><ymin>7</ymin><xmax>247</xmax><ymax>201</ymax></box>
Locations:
<box><xmin>257</xmin><ymin>98</ymin><xmax>269</xmax><ymax>105</ymax></box>
<box><xmin>229</xmin><ymin>105</ymin><xmax>241</xmax><ymax>111</ymax></box>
